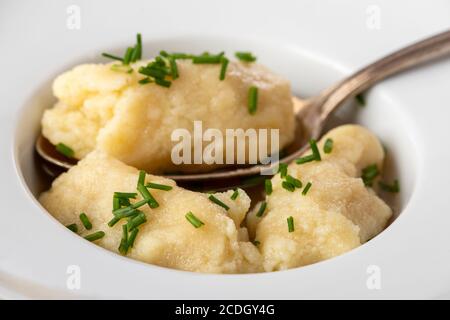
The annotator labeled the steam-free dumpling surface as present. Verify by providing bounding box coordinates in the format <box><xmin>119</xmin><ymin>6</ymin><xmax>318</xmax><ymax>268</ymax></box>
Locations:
<box><xmin>42</xmin><ymin>60</ymin><xmax>295</xmax><ymax>173</ymax></box>
<box><xmin>253</xmin><ymin>125</ymin><xmax>392</xmax><ymax>271</ymax></box>
<box><xmin>39</xmin><ymin>151</ymin><xmax>262</xmax><ymax>273</ymax></box>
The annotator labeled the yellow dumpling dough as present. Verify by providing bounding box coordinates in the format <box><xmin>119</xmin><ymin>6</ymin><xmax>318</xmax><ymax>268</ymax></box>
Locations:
<box><xmin>42</xmin><ymin>60</ymin><xmax>295</xmax><ymax>174</ymax></box>
<box><xmin>39</xmin><ymin>151</ymin><xmax>262</xmax><ymax>274</ymax></box>
<box><xmin>255</xmin><ymin>125</ymin><xmax>392</xmax><ymax>271</ymax></box>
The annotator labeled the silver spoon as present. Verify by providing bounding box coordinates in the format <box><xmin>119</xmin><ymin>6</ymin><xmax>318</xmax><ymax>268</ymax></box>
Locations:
<box><xmin>37</xmin><ymin>29</ymin><xmax>450</xmax><ymax>181</ymax></box>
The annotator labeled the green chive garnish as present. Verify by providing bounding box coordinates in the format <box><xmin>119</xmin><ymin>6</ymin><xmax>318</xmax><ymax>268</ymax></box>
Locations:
<box><xmin>155</xmin><ymin>77</ymin><xmax>172</xmax><ymax>88</ymax></box>
<box><xmin>127</xmin><ymin>228</ymin><xmax>139</xmax><ymax>248</ymax></box>
<box><xmin>185</xmin><ymin>211</ymin><xmax>204</xmax><ymax>228</ymax></box>
<box><xmin>66</xmin><ymin>223</ymin><xmax>78</xmax><ymax>233</ymax></box>
<box><xmin>265</xmin><ymin>179</ymin><xmax>273</xmax><ymax>195</ymax></box>
<box><xmin>295</xmin><ymin>154</ymin><xmax>316</xmax><ymax>165</ymax></box>
<box><xmin>230</xmin><ymin>189</ymin><xmax>239</xmax><ymax>200</ymax></box>
<box><xmin>355</xmin><ymin>94</ymin><xmax>365</xmax><ymax>106</ymax></box>
<box><xmin>110</xmin><ymin>64</ymin><xmax>133</xmax><ymax>73</ymax></box>
<box><xmin>208</xmin><ymin>195</ymin><xmax>230</xmax><ymax>211</ymax></box>
<box><xmin>253</xmin><ymin>240</ymin><xmax>260</xmax><ymax>246</ymax></box>
<box><xmin>255</xmin><ymin>201</ymin><xmax>267</xmax><ymax>217</ymax></box>
<box><xmin>137</xmin><ymin>184</ymin><xmax>159</xmax><ymax>209</ymax></box>
<box><xmin>302</xmin><ymin>182</ymin><xmax>312</xmax><ymax>195</ymax></box>
<box><xmin>286</xmin><ymin>175</ymin><xmax>302</xmax><ymax>188</ymax></box>
<box><xmin>137</xmin><ymin>170</ymin><xmax>146</xmax><ymax>187</ymax></box>
<box><xmin>55</xmin><ymin>143</ymin><xmax>75</xmax><ymax>158</ymax></box>
<box><xmin>79</xmin><ymin>213</ymin><xmax>92</xmax><ymax>230</ymax></box>
<box><xmin>192</xmin><ymin>52</ymin><xmax>224</xmax><ymax>64</ymax></box>
<box><xmin>139</xmin><ymin>77</ymin><xmax>152</xmax><ymax>84</ymax></box>
<box><xmin>282</xmin><ymin>181</ymin><xmax>296</xmax><ymax>192</ymax></box>
<box><xmin>248</xmin><ymin>86</ymin><xmax>258</xmax><ymax>115</ymax></box>
<box><xmin>295</xmin><ymin>139</ymin><xmax>321</xmax><ymax>164</ymax></box>
<box><xmin>361</xmin><ymin>164</ymin><xmax>379</xmax><ymax>187</ymax></box>
<box><xmin>145</xmin><ymin>182</ymin><xmax>173</xmax><ymax>191</ymax></box>
<box><xmin>323</xmin><ymin>138</ymin><xmax>333</xmax><ymax>154</ymax></box>
<box><xmin>287</xmin><ymin>216</ymin><xmax>295</xmax><ymax>232</ymax></box>
<box><xmin>114</xmin><ymin>192</ymin><xmax>138</xmax><ymax>199</ymax></box>
<box><xmin>113</xmin><ymin>196</ymin><xmax>121</xmax><ymax>211</ymax></box>
<box><xmin>378</xmin><ymin>179</ymin><xmax>400</xmax><ymax>193</ymax></box>
<box><xmin>102</xmin><ymin>53</ymin><xmax>124</xmax><ymax>62</ymax></box>
<box><xmin>118</xmin><ymin>224</ymin><xmax>129</xmax><ymax>255</ymax></box>
<box><xmin>168</xmin><ymin>57</ymin><xmax>179</xmax><ymax>79</ymax></box>
<box><xmin>123</xmin><ymin>47</ymin><xmax>134</xmax><ymax>65</ymax></box>
<box><xmin>309</xmin><ymin>139</ymin><xmax>321</xmax><ymax>161</ymax></box>
<box><xmin>136</xmin><ymin>33</ymin><xmax>142</xmax><ymax>60</ymax></box>
<box><xmin>235</xmin><ymin>51</ymin><xmax>257</xmax><ymax>62</ymax></box>
<box><xmin>278</xmin><ymin>163</ymin><xmax>288</xmax><ymax>178</ymax></box>
<box><xmin>219</xmin><ymin>57</ymin><xmax>229</xmax><ymax>80</ymax></box>
<box><xmin>84</xmin><ymin>231</ymin><xmax>105</xmax><ymax>242</ymax></box>
<box><xmin>126</xmin><ymin>212</ymin><xmax>147</xmax><ymax>231</ymax></box>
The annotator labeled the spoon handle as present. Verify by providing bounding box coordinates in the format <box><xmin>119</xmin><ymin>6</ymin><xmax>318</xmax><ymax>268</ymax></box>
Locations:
<box><xmin>318</xmin><ymin>29</ymin><xmax>450</xmax><ymax>122</ymax></box>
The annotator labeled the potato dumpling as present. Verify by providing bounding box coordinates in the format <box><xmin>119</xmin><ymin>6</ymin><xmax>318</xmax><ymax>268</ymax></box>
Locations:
<box><xmin>39</xmin><ymin>151</ymin><xmax>262</xmax><ymax>274</ymax></box>
<box><xmin>255</xmin><ymin>125</ymin><xmax>392</xmax><ymax>271</ymax></box>
<box><xmin>42</xmin><ymin>60</ymin><xmax>295</xmax><ymax>174</ymax></box>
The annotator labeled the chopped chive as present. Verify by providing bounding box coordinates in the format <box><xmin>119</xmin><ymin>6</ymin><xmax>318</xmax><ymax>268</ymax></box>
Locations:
<box><xmin>131</xmin><ymin>198</ymin><xmax>151</xmax><ymax>209</ymax></box>
<box><xmin>361</xmin><ymin>164</ymin><xmax>379</xmax><ymax>187</ymax></box>
<box><xmin>309</xmin><ymin>139</ymin><xmax>321</xmax><ymax>161</ymax></box>
<box><xmin>112</xmin><ymin>205</ymin><xmax>139</xmax><ymax>218</ymax></box>
<box><xmin>287</xmin><ymin>216</ymin><xmax>295</xmax><ymax>232</ymax></box>
<box><xmin>230</xmin><ymin>189</ymin><xmax>239</xmax><ymax>200</ymax></box>
<box><xmin>84</xmin><ymin>231</ymin><xmax>105</xmax><ymax>242</ymax></box>
<box><xmin>286</xmin><ymin>175</ymin><xmax>302</xmax><ymax>188</ymax></box>
<box><xmin>295</xmin><ymin>154</ymin><xmax>316</xmax><ymax>165</ymax></box>
<box><xmin>265</xmin><ymin>179</ymin><xmax>273</xmax><ymax>195</ymax></box>
<box><xmin>118</xmin><ymin>197</ymin><xmax>131</xmax><ymax>207</ymax></box>
<box><xmin>192</xmin><ymin>52</ymin><xmax>224</xmax><ymax>64</ymax></box>
<box><xmin>137</xmin><ymin>184</ymin><xmax>159</xmax><ymax>209</ymax></box>
<box><xmin>126</xmin><ymin>212</ymin><xmax>147</xmax><ymax>231</ymax></box>
<box><xmin>323</xmin><ymin>138</ymin><xmax>333</xmax><ymax>154</ymax></box>
<box><xmin>208</xmin><ymin>195</ymin><xmax>230</xmax><ymax>211</ymax></box>
<box><xmin>101</xmin><ymin>53</ymin><xmax>124</xmax><ymax>62</ymax></box>
<box><xmin>168</xmin><ymin>57</ymin><xmax>179</xmax><ymax>79</ymax></box>
<box><xmin>219</xmin><ymin>57</ymin><xmax>229</xmax><ymax>80</ymax></box>
<box><xmin>170</xmin><ymin>53</ymin><xmax>194</xmax><ymax>60</ymax></box>
<box><xmin>55</xmin><ymin>143</ymin><xmax>75</xmax><ymax>158</ymax></box>
<box><xmin>123</xmin><ymin>47</ymin><xmax>134</xmax><ymax>65</ymax></box>
<box><xmin>118</xmin><ymin>224</ymin><xmax>129</xmax><ymax>255</ymax></box>
<box><xmin>139</xmin><ymin>77</ymin><xmax>152</xmax><ymax>85</ymax></box>
<box><xmin>114</xmin><ymin>192</ymin><xmax>138</xmax><ymax>199</ymax></box>
<box><xmin>113</xmin><ymin>196</ymin><xmax>121</xmax><ymax>211</ymax></box>
<box><xmin>355</xmin><ymin>94</ymin><xmax>365</xmax><ymax>106</ymax></box>
<box><xmin>79</xmin><ymin>213</ymin><xmax>92</xmax><ymax>230</ymax></box>
<box><xmin>255</xmin><ymin>201</ymin><xmax>267</xmax><ymax>217</ymax></box>
<box><xmin>302</xmin><ymin>182</ymin><xmax>312</xmax><ymax>195</ymax></box>
<box><xmin>145</xmin><ymin>182</ymin><xmax>173</xmax><ymax>191</ymax></box>
<box><xmin>282</xmin><ymin>181</ymin><xmax>296</xmax><ymax>192</ymax></box>
<box><xmin>107</xmin><ymin>216</ymin><xmax>121</xmax><ymax>227</ymax></box>
<box><xmin>136</xmin><ymin>33</ymin><xmax>142</xmax><ymax>60</ymax></box>
<box><xmin>252</xmin><ymin>240</ymin><xmax>260</xmax><ymax>246</ymax></box>
<box><xmin>138</xmin><ymin>170</ymin><xmax>146</xmax><ymax>187</ymax></box>
<box><xmin>185</xmin><ymin>211</ymin><xmax>204</xmax><ymax>228</ymax></box>
<box><xmin>127</xmin><ymin>228</ymin><xmax>139</xmax><ymax>248</ymax></box>
<box><xmin>248</xmin><ymin>86</ymin><xmax>258</xmax><ymax>115</ymax></box>
<box><xmin>155</xmin><ymin>77</ymin><xmax>172</xmax><ymax>88</ymax></box>
<box><xmin>66</xmin><ymin>223</ymin><xmax>78</xmax><ymax>233</ymax></box>
<box><xmin>378</xmin><ymin>179</ymin><xmax>400</xmax><ymax>193</ymax></box>
<box><xmin>278</xmin><ymin>163</ymin><xmax>288</xmax><ymax>178</ymax></box>
<box><xmin>235</xmin><ymin>51</ymin><xmax>257</xmax><ymax>62</ymax></box>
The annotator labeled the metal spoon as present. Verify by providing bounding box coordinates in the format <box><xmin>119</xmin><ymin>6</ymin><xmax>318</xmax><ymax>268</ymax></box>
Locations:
<box><xmin>37</xmin><ymin>29</ymin><xmax>450</xmax><ymax>181</ymax></box>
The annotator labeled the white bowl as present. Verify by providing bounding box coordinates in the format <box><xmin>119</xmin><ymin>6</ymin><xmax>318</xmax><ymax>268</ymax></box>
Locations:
<box><xmin>2</xmin><ymin>0</ymin><xmax>450</xmax><ymax>299</ymax></box>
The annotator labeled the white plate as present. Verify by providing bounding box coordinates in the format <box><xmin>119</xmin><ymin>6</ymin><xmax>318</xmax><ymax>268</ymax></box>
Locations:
<box><xmin>1</xmin><ymin>0</ymin><xmax>450</xmax><ymax>299</ymax></box>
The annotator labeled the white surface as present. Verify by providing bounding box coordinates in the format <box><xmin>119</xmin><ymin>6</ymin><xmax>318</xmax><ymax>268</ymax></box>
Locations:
<box><xmin>1</xmin><ymin>0</ymin><xmax>450</xmax><ymax>299</ymax></box>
